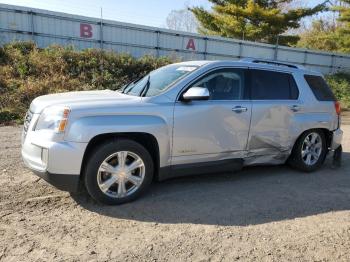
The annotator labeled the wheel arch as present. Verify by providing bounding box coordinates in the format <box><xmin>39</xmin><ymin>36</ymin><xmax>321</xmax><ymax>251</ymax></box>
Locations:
<box><xmin>292</xmin><ymin>128</ymin><xmax>333</xmax><ymax>153</ymax></box>
<box><xmin>80</xmin><ymin>132</ymin><xmax>161</xmax><ymax>181</ymax></box>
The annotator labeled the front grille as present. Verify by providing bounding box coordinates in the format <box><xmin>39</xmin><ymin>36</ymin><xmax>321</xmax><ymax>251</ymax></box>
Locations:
<box><xmin>23</xmin><ymin>110</ymin><xmax>33</xmax><ymax>137</ymax></box>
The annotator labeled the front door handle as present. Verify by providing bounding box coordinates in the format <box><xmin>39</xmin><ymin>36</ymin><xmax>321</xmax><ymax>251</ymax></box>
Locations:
<box><xmin>290</xmin><ymin>105</ymin><xmax>300</xmax><ymax>112</ymax></box>
<box><xmin>232</xmin><ymin>106</ymin><xmax>248</xmax><ymax>113</ymax></box>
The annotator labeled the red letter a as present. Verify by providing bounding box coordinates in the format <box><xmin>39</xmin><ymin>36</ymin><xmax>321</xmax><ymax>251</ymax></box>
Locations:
<box><xmin>186</xmin><ymin>39</ymin><xmax>196</xmax><ymax>51</ymax></box>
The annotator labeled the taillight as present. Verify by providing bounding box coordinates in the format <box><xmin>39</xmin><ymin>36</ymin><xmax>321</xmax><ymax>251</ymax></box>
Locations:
<box><xmin>335</xmin><ymin>101</ymin><xmax>341</xmax><ymax>115</ymax></box>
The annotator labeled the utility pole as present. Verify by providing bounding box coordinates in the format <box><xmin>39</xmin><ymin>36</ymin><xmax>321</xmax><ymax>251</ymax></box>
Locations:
<box><xmin>100</xmin><ymin>7</ymin><xmax>103</xmax><ymax>50</ymax></box>
<box><xmin>274</xmin><ymin>35</ymin><xmax>280</xmax><ymax>61</ymax></box>
<box><xmin>100</xmin><ymin>7</ymin><xmax>104</xmax><ymax>87</ymax></box>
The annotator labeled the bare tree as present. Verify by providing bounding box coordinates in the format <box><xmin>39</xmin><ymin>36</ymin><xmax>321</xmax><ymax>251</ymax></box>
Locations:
<box><xmin>166</xmin><ymin>9</ymin><xmax>199</xmax><ymax>33</ymax></box>
<box><xmin>278</xmin><ymin>0</ymin><xmax>307</xmax><ymax>11</ymax></box>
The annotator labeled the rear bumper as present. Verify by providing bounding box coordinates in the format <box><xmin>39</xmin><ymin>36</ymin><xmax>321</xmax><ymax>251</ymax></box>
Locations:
<box><xmin>32</xmin><ymin>170</ymin><xmax>80</xmax><ymax>192</ymax></box>
<box><xmin>331</xmin><ymin>128</ymin><xmax>343</xmax><ymax>150</ymax></box>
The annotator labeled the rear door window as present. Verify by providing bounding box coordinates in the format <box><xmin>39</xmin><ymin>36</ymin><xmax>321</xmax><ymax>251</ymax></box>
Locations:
<box><xmin>304</xmin><ymin>75</ymin><xmax>336</xmax><ymax>101</ymax></box>
<box><xmin>250</xmin><ymin>70</ymin><xmax>299</xmax><ymax>100</ymax></box>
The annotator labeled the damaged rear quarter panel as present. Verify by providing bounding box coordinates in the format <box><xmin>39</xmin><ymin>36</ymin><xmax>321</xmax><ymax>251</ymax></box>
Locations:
<box><xmin>244</xmin><ymin>70</ymin><xmax>337</xmax><ymax>166</ymax></box>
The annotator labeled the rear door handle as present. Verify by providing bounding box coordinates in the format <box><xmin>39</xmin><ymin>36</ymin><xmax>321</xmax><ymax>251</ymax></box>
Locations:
<box><xmin>232</xmin><ymin>106</ymin><xmax>248</xmax><ymax>113</ymax></box>
<box><xmin>290</xmin><ymin>105</ymin><xmax>300</xmax><ymax>112</ymax></box>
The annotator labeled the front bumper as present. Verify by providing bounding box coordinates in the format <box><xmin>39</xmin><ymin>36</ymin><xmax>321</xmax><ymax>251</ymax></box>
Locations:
<box><xmin>21</xmin><ymin>124</ymin><xmax>87</xmax><ymax>192</ymax></box>
<box><xmin>32</xmin><ymin>170</ymin><xmax>80</xmax><ymax>192</ymax></box>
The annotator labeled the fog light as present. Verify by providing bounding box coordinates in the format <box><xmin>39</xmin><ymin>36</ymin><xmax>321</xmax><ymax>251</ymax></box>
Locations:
<box><xmin>41</xmin><ymin>148</ymin><xmax>49</xmax><ymax>167</ymax></box>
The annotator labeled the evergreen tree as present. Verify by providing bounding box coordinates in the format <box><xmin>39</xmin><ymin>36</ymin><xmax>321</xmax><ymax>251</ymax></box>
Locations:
<box><xmin>335</xmin><ymin>0</ymin><xmax>350</xmax><ymax>52</ymax></box>
<box><xmin>190</xmin><ymin>0</ymin><xmax>328</xmax><ymax>46</ymax></box>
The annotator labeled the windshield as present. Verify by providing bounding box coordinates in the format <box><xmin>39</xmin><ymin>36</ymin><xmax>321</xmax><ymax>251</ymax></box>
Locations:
<box><xmin>123</xmin><ymin>64</ymin><xmax>198</xmax><ymax>97</ymax></box>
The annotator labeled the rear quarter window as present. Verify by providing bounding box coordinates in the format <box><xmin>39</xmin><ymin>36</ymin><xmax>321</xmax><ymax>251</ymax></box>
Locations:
<box><xmin>304</xmin><ymin>75</ymin><xmax>336</xmax><ymax>101</ymax></box>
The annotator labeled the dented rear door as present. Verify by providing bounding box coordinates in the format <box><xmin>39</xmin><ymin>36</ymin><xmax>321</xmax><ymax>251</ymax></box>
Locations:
<box><xmin>247</xmin><ymin>69</ymin><xmax>301</xmax><ymax>163</ymax></box>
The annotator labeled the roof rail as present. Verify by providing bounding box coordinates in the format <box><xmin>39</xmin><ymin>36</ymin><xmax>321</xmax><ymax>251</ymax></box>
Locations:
<box><xmin>240</xmin><ymin>58</ymin><xmax>304</xmax><ymax>69</ymax></box>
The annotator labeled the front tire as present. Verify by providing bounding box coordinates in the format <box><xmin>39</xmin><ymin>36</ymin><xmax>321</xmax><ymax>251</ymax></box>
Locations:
<box><xmin>84</xmin><ymin>139</ymin><xmax>154</xmax><ymax>205</ymax></box>
<box><xmin>289</xmin><ymin>130</ymin><xmax>327</xmax><ymax>172</ymax></box>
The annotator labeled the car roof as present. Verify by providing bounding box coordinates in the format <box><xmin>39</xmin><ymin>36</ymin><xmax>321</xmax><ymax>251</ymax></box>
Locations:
<box><xmin>175</xmin><ymin>59</ymin><xmax>321</xmax><ymax>75</ymax></box>
<box><xmin>174</xmin><ymin>60</ymin><xmax>211</xmax><ymax>67</ymax></box>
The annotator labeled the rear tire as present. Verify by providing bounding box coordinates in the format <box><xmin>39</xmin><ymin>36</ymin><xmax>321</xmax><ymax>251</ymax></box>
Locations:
<box><xmin>288</xmin><ymin>129</ymin><xmax>327</xmax><ymax>172</ymax></box>
<box><xmin>84</xmin><ymin>139</ymin><xmax>154</xmax><ymax>205</ymax></box>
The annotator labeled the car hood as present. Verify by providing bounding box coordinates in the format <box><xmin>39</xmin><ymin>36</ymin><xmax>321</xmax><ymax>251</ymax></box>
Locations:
<box><xmin>29</xmin><ymin>90</ymin><xmax>141</xmax><ymax>113</ymax></box>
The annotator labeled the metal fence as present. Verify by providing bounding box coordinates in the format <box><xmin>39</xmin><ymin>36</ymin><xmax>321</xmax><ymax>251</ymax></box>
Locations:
<box><xmin>1</xmin><ymin>3</ymin><xmax>350</xmax><ymax>74</ymax></box>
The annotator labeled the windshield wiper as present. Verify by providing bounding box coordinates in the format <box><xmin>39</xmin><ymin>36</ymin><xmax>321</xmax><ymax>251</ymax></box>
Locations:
<box><xmin>121</xmin><ymin>76</ymin><xmax>143</xmax><ymax>94</ymax></box>
<box><xmin>140</xmin><ymin>75</ymin><xmax>151</xmax><ymax>97</ymax></box>
<box><xmin>120</xmin><ymin>83</ymin><xmax>131</xmax><ymax>93</ymax></box>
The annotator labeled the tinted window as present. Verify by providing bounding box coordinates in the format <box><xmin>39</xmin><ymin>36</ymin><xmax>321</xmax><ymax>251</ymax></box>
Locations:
<box><xmin>304</xmin><ymin>75</ymin><xmax>336</xmax><ymax>101</ymax></box>
<box><xmin>251</xmin><ymin>70</ymin><xmax>299</xmax><ymax>100</ymax></box>
<box><xmin>290</xmin><ymin>75</ymin><xmax>299</xmax><ymax>100</ymax></box>
<box><xmin>191</xmin><ymin>69</ymin><xmax>246</xmax><ymax>100</ymax></box>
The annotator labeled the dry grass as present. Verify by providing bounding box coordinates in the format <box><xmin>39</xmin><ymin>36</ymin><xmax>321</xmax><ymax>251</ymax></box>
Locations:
<box><xmin>0</xmin><ymin>42</ymin><xmax>173</xmax><ymax>124</ymax></box>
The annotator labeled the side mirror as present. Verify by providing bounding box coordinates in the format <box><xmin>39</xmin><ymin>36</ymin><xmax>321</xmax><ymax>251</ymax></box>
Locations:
<box><xmin>182</xmin><ymin>87</ymin><xmax>210</xmax><ymax>101</ymax></box>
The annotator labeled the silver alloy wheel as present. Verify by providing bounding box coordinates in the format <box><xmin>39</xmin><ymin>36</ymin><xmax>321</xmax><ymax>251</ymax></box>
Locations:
<box><xmin>97</xmin><ymin>151</ymin><xmax>145</xmax><ymax>198</ymax></box>
<box><xmin>301</xmin><ymin>132</ymin><xmax>323</xmax><ymax>166</ymax></box>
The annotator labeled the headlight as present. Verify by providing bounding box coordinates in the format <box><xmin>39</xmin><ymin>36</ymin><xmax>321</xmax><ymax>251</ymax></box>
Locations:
<box><xmin>35</xmin><ymin>106</ymin><xmax>70</xmax><ymax>132</ymax></box>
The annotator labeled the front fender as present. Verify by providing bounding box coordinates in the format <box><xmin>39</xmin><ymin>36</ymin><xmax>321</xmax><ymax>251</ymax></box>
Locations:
<box><xmin>65</xmin><ymin>115</ymin><xmax>171</xmax><ymax>167</ymax></box>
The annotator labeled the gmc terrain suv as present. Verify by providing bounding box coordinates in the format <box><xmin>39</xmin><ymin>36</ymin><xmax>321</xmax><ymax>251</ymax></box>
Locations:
<box><xmin>22</xmin><ymin>59</ymin><xmax>343</xmax><ymax>205</ymax></box>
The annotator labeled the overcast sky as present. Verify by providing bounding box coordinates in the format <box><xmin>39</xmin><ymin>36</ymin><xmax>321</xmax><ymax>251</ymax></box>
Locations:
<box><xmin>0</xmin><ymin>0</ymin><xmax>330</xmax><ymax>28</ymax></box>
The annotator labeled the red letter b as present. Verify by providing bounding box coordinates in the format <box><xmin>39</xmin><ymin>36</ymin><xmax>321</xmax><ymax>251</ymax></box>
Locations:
<box><xmin>80</xmin><ymin>23</ymin><xmax>93</xmax><ymax>38</ymax></box>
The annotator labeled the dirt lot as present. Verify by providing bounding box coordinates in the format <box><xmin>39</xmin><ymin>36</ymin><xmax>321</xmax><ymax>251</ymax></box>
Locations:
<box><xmin>0</xmin><ymin>126</ymin><xmax>350</xmax><ymax>262</ymax></box>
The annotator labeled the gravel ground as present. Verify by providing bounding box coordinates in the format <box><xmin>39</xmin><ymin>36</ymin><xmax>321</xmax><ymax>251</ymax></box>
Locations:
<box><xmin>0</xmin><ymin>125</ymin><xmax>350</xmax><ymax>262</ymax></box>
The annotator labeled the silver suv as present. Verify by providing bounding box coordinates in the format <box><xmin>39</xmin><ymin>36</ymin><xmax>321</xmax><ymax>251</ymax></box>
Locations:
<box><xmin>21</xmin><ymin>59</ymin><xmax>343</xmax><ymax>205</ymax></box>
